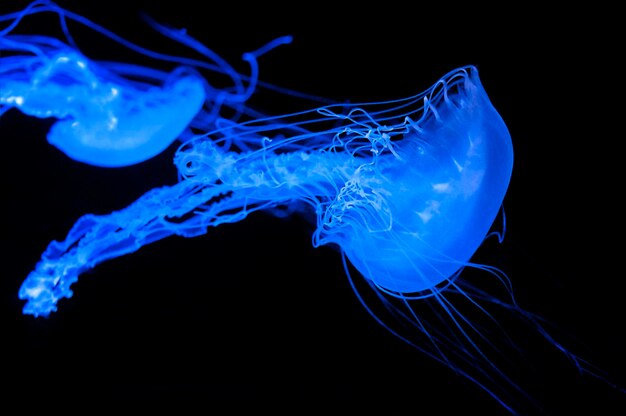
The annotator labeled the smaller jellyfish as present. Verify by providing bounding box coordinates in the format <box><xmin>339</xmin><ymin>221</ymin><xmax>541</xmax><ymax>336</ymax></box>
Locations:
<box><xmin>0</xmin><ymin>0</ymin><xmax>292</xmax><ymax>167</ymax></box>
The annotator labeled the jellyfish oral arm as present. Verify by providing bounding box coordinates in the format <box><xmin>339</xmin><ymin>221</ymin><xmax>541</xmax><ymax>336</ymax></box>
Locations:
<box><xmin>19</xmin><ymin>178</ymin><xmax>246</xmax><ymax>317</ymax></box>
<box><xmin>18</xmin><ymin>146</ymin><xmax>345</xmax><ymax>317</ymax></box>
<box><xmin>19</xmin><ymin>181</ymin><xmax>227</xmax><ymax>317</ymax></box>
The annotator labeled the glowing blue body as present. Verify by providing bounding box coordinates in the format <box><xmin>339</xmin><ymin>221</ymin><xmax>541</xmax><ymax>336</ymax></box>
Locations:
<box><xmin>328</xmin><ymin>74</ymin><xmax>513</xmax><ymax>293</ymax></box>
<box><xmin>0</xmin><ymin>0</ymin><xmax>289</xmax><ymax>167</ymax></box>
<box><xmin>1</xmin><ymin>48</ymin><xmax>205</xmax><ymax>166</ymax></box>
<box><xmin>17</xmin><ymin>65</ymin><xmax>512</xmax><ymax>313</ymax></box>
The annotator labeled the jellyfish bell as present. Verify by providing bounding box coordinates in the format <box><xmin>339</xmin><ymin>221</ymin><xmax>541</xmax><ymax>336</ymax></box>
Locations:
<box><xmin>1</xmin><ymin>48</ymin><xmax>207</xmax><ymax>167</ymax></box>
<box><xmin>43</xmin><ymin>61</ymin><xmax>207</xmax><ymax>167</ymax></box>
<box><xmin>0</xmin><ymin>21</ymin><xmax>206</xmax><ymax>167</ymax></box>
<box><xmin>0</xmin><ymin>0</ymin><xmax>290</xmax><ymax>168</ymax></box>
<box><xmin>323</xmin><ymin>67</ymin><xmax>514</xmax><ymax>294</ymax></box>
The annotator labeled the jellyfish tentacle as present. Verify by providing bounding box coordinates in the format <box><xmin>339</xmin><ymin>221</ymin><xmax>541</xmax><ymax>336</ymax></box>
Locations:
<box><xmin>18</xmin><ymin>143</ymin><xmax>351</xmax><ymax>317</ymax></box>
<box><xmin>18</xmin><ymin>180</ymin><xmax>235</xmax><ymax>317</ymax></box>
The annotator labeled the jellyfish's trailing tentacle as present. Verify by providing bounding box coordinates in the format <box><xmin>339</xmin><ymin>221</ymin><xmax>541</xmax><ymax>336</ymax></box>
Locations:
<box><xmin>19</xmin><ymin>181</ymin><xmax>236</xmax><ymax>316</ymax></box>
<box><xmin>0</xmin><ymin>1</ymin><xmax>296</xmax><ymax>167</ymax></box>
<box><xmin>19</xmin><ymin>140</ymin><xmax>348</xmax><ymax>316</ymax></box>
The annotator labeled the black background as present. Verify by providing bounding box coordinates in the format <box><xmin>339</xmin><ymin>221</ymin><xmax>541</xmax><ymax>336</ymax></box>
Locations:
<box><xmin>1</xmin><ymin>1</ymin><xmax>624</xmax><ymax>414</ymax></box>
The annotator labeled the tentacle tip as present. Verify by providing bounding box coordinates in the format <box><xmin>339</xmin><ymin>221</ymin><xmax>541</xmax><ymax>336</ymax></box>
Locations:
<box><xmin>21</xmin><ymin>299</ymin><xmax>57</xmax><ymax>318</ymax></box>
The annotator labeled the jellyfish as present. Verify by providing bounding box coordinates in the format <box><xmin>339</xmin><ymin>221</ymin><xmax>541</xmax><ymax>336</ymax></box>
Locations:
<box><xmin>0</xmin><ymin>0</ymin><xmax>294</xmax><ymax>167</ymax></box>
<box><xmin>15</xmin><ymin>64</ymin><xmax>509</xmax><ymax>312</ymax></box>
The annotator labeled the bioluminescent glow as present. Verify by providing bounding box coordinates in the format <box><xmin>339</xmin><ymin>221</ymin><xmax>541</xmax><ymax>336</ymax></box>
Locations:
<box><xmin>4</xmin><ymin>2</ymin><xmax>623</xmax><ymax>414</ymax></box>
<box><xmin>0</xmin><ymin>0</ymin><xmax>291</xmax><ymax>167</ymax></box>
<box><xmin>17</xmin><ymin>65</ymin><xmax>511</xmax><ymax>317</ymax></box>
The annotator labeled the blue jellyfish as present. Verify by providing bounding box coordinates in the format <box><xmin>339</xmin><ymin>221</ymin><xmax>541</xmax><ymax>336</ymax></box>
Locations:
<box><xmin>17</xmin><ymin>64</ymin><xmax>513</xmax><ymax>315</ymax></box>
<box><xmin>0</xmin><ymin>0</ymin><xmax>293</xmax><ymax>167</ymax></box>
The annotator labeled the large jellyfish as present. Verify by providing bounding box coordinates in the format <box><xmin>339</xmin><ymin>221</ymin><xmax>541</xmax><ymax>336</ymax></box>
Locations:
<box><xmin>0</xmin><ymin>0</ymin><xmax>294</xmax><ymax>167</ymax></box>
<box><xmin>17</xmin><ymin>65</ymin><xmax>512</xmax><ymax>316</ymax></box>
